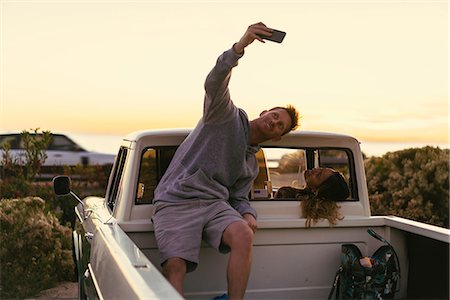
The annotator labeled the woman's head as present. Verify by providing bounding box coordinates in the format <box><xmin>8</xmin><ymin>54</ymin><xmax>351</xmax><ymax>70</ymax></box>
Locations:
<box><xmin>304</xmin><ymin>168</ymin><xmax>349</xmax><ymax>200</ymax></box>
<box><xmin>302</xmin><ymin>167</ymin><xmax>349</xmax><ymax>227</ymax></box>
<box><xmin>274</xmin><ymin>168</ymin><xmax>349</xmax><ymax>227</ymax></box>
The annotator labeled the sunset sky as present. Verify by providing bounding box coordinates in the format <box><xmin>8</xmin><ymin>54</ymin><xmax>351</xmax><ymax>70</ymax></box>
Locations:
<box><xmin>1</xmin><ymin>0</ymin><xmax>448</xmax><ymax>154</ymax></box>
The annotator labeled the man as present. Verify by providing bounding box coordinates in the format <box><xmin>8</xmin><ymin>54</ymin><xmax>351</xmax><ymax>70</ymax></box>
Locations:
<box><xmin>152</xmin><ymin>22</ymin><xmax>299</xmax><ymax>299</ymax></box>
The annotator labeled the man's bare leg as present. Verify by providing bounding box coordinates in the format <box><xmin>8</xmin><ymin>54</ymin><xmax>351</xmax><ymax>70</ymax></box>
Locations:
<box><xmin>222</xmin><ymin>221</ymin><xmax>254</xmax><ymax>300</ymax></box>
<box><xmin>162</xmin><ymin>257</ymin><xmax>187</xmax><ymax>296</ymax></box>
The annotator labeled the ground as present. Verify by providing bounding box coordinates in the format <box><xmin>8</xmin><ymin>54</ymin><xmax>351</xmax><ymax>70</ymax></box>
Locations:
<box><xmin>35</xmin><ymin>282</ymin><xmax>78</xmax><ymax>299</ymax></box>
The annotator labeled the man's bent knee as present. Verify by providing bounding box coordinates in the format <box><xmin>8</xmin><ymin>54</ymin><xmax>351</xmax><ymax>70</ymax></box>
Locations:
<box><xmin>223</xmin><ymin>221</ymin><xmax>254</xmax><ymax>249</ymax></box>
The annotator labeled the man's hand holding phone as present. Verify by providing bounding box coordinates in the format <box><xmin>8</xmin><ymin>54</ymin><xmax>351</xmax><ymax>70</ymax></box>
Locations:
<box><xmin>234</xmin><ymin>22</ymin><xmax>286</xmax><ymax>54</ymax></box>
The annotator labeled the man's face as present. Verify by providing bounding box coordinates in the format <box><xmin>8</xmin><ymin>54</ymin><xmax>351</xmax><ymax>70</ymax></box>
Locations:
<box><xmin>304</xmin><ymin>168</ymin><xmax>334</xmax><ymax>191</ymax></box>
<box><xmin>256</xmin><ymin>108</ymin><xmax>292</xmax><ymax>141</ymax></box>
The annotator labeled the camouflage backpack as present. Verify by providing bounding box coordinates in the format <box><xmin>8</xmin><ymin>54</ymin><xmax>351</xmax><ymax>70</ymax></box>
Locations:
<box><xmin>328</xmin><ymin>229</ymin><xmax>400</xmax><ymax>299</ymax></box>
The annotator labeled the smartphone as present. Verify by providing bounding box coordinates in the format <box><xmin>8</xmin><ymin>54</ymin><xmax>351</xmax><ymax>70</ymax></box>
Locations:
<box><xmin>257</xmin><ymin>29</ymin><xmax>286</xmax><ymax>43</ymax></box>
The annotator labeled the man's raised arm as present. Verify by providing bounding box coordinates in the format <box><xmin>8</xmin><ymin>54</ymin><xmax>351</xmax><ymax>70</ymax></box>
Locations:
<box><xmin>203</xmin><ymin>22</ymin><xmax>274</xmax><ymax>123</ymax></box>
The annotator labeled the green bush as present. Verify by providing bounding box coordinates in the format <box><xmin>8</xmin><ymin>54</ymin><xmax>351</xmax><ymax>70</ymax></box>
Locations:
<box><xmin>365</xmin><ymin>146</ymin><xmax>449</xmax><ymax>228</ymax></box>
<box><xmin>0</xmin><ymin>197</ymin><xmax>75</xmax><ymax>299</ymax></box>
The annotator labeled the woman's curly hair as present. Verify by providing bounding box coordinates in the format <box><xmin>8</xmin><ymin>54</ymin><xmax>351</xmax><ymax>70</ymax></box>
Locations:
<box><xmin>301</xmin><ymin>196</ymin><xmax>343</xmax><ymax>228</ymax></box>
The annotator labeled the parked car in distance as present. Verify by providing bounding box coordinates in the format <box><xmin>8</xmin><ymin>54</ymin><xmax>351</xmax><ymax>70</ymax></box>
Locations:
<box><xmin>0</xmin><ymin>133</ymin><xmax>115</xmax><ymax>168</ymax></box>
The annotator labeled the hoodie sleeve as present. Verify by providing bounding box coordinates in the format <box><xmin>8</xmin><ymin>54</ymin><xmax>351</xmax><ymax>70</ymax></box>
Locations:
<box><xmin>228</xmin><ymin>175</ymin><xmax>257</xmax><ymax>219</ymax></box>
<box><xmin>203</xmin><ymin>47</ymin><xmax>243</xmax><ymax>124</ymax></box>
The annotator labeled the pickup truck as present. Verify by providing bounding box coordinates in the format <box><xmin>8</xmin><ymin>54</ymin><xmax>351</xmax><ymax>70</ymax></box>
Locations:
<box><xmin>54</xmin><ymin>129</ymin><xmax>450</xmax><ymax>299</ymax></box>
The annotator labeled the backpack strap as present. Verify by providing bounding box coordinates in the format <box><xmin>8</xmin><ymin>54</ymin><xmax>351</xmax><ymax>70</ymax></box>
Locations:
<box><xmin>327</xmin><ymin>266</ymin><xmax>343</xmax><ymax>300</ymax></box>
<box><xmin>367</xmin><ymin>228</ymin><xmax>401</xmax><ymax>291</ymax></box>
<box><xmin>367</xmin><ymin>228</ymin><xmax>389</xmax><ymax>244</ymax></box>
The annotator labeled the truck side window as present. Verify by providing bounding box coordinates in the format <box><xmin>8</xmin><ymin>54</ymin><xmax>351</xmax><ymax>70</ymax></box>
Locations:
<box><xmin>106</xmin><ymin>147</ymin><xmax>128</xmax><ymax>212</ymax></box>
<box><xmin>135</xmin><ymin>146</ymin><xmax>177</xmax><ymax>204</ymax></box>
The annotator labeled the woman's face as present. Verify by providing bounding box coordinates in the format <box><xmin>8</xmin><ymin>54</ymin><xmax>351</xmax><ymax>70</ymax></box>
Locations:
<box><xmin>304</xmin><ymin>168</ymin><xmax>335</xmax><ymax>191</ymax></box>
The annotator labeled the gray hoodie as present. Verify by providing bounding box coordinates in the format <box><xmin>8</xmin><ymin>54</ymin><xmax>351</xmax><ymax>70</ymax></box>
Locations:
<box><xmin>153</xmin><ymin>47</ymin><xmax>258</xmax><ymax>218</ymax></box>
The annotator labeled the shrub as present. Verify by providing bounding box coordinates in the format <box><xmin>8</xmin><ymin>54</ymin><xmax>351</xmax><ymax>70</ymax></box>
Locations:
<box><xmin>0</xmin><ymin>197</ymin><xmax>75</xmax><ymax>299</ymax></box>
<box><xmin>365</xmin><ymin>146</ymin><xmax>449</xmax><ymax>228</ymax></box>
<box><xmin>21</xmin><ymin>129</ymin><xmax>52</xmax><ymax>180</ymax></box>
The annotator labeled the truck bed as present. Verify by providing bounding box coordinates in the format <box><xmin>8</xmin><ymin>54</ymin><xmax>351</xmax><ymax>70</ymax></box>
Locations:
<box><xmin>117</xmin><ymin>210</ymin><xmax>448</xmax><ymax>299</ymax></box>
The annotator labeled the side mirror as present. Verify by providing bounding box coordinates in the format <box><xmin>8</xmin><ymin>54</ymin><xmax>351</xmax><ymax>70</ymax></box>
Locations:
<box><xmin>53</xmin><ymin>175</ymin><xmax>71</xmax><ymax>195</ymax></box>
<box><xmin>52</xmin><ymin>175</ymin><xmax>86</xmax><ymax>220</ymax></box>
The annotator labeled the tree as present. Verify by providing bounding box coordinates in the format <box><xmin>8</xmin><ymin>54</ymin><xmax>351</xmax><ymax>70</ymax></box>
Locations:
<box><xmin>365</xmin><ymin>146</ymin><xmax>449</xmax><ymax>228</ymax></box>
<box><xmin>0</xmin><ymin>128</ymin><xmax>51</xmax><ymax>198</ymax></box>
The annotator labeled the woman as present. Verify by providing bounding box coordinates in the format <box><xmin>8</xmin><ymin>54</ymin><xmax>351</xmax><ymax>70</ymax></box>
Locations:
<box><xmin>274</xmin><ymin>168</ymin><xmax>349</xmax><ymax>227</ymax></box>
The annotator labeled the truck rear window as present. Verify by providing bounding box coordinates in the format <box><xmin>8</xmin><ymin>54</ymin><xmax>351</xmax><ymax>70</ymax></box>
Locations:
<box><xmin>135</xmin><ymin>146</ymin><xmax>356</xmax><ymax>205</ymax></box>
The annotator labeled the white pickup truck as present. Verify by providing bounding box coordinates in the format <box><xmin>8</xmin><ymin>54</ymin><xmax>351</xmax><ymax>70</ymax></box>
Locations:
<box><xmin>54</xmin><ymin>129</ymin><xmax>450</xmax><ymax>300</ymax></box>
